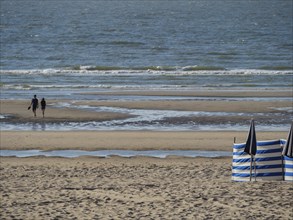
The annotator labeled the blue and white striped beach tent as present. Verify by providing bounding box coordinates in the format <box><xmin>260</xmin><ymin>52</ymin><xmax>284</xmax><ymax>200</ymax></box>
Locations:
<box><xmin>283</xmin><ymin>155</ymin><xmax>293</xmax><ymax>181</ymax></box>
<box><xmin>232</xmin><ymin>139</ymin><xmax>293</xmax><ymax>182</ymax></box>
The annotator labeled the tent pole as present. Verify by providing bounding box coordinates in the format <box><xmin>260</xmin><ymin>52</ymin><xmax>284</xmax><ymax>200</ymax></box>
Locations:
<box><xmin>281</xmin><ymin>143</ymin><xmax>285</xmax><ymax>181</ymax></box>
<box><xmin>250</xmin><ymin>155</ymin><xmax>252</xmax><ymax>182</ymax></box>
<box><xmin>253</xmin><ymin>156</ymin><xmax>256</xmax><ymax>181</ymax></box>
<box><xmin>281</xmin><ymin>155</ymin><xmax>284</xmax><ymax>181</ymax></box>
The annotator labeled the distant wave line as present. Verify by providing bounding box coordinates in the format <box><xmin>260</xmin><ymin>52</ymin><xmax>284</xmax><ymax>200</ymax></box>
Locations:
<box><xmin>1</xmin><ymin>67</ymin><xmax>292</xmax><ymax>75</ymax></box>
<box><xmin>1</xmin><ymin>83</ymin><xmax>292</xmax><ymax>91</ymax></box>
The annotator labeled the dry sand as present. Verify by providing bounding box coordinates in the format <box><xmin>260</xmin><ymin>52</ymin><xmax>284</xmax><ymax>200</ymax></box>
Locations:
<box><xmin>0</xmin><ymin>157</ymin><xmax>292</xmax><ymax>220</ymax></box>
<box><xmin>0</xmin><ymin>131</ymin><xmax>288</xmax><ymax>151</ymax></box>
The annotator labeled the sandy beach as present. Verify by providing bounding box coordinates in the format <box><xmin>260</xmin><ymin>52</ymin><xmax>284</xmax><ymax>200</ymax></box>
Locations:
<box><xmin>1</xmin><ymin>157</ymin><xmax>292</xmax><ymax>220</ymax></box>
<box><xmin>1</xmin><ymin>95</ymin><xmax>290</xmax><ymax>151</ymax></box>
<box><xmin>1</xmin><ymin>90</ymin><xmax>292</xmax><ymax>219</ymax></box>
<box><xmin>1</xmin><ymin>0</ymin><xmax>293</xmax><ymax>218</ymax></box>
<box><xmin>0</xmin><ymin>130</ymin><xmax>288</xmax><ymax>152</ymax></box>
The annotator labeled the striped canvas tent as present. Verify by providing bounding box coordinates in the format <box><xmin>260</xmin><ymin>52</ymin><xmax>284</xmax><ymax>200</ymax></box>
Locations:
<box><xmin>282</xmin><ymin>122</ymin><xmax>293</xmax><ymax>181</ymax></box>
<box><xmin>283</xmin><ymin>134</ymin><xmax>293</xmax><ymax>181</ymax></box>
<box><xmin>283</xmin><ymin>155</ymin><xmax>293</xmax><ymax>181</ymax></box>
<box><xmin>232</xmin><ymin>140</ymin><xmax>283</xmax><ymax>182</ymax></box>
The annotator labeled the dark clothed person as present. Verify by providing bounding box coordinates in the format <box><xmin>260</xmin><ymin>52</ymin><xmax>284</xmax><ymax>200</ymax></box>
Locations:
<box><xmin>41</xmin><ymin>98</ymin><xmax>46</xmax><ymax>118</ymax></box>
<box><xmin>29</xmin><ymin>95</ymin><xmax>39</xmax><ymax>117</ymax></box>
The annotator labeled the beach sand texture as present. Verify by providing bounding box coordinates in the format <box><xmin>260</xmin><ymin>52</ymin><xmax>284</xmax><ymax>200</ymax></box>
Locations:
<box><xmin>1</xmin><ymin>157</ymin><xmax>292</xmax><ymax>220</ymax></box>
<box><xmin>0</xmin><ymin>130</ymin><xmax>288</xmax><ymax>151</ymax></box>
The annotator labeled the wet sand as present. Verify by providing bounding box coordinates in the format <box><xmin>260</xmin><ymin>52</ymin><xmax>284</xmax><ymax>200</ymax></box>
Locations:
<box><xmin>82</xmin><ymin>89</ymin><xmax>293</xmax><ymax>98</ymax></box>
<box><xmin>1</xmin><ymin>96</ymin><xmax>292</xmax><ymax>125</ymax></box>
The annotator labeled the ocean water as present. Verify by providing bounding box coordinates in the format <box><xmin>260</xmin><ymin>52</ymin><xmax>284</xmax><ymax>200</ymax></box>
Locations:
<box><xmin>0</xmin><ymin>0</ymin><xmax>292</xmax><ymax>131</ymax></box>
<box><xmin>1</xmin><ymin>0</ymin><xmax>292</xmax><ymax>70</ymax></box>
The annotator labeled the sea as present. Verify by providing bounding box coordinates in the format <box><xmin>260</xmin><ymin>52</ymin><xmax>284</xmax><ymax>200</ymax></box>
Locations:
<box><xmin>0</xmin><ymin>0</ymin><xmax>292</xmax><ymax>131</ymax></box>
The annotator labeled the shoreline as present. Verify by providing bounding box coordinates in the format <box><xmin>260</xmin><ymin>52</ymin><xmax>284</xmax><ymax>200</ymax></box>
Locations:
<box><xmin>1</xmin><ymin>99</ymin><xmax>292</xmax><ymax>125</ymax></box>
<box><xmin>1</xmin><ymin>94</ymin><xmax>291</xmax><ymax>152</ymax></box>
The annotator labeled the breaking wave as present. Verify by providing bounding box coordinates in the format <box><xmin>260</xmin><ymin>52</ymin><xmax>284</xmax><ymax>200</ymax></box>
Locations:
<box><xmin>0</xmin><ymin>66</ymin><xmax>292</xmax><ymax>76</ymax></box>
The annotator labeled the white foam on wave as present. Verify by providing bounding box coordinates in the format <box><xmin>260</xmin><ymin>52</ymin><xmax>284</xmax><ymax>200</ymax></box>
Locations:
<box><xmin>270</xmin><ymin>107</ymin><xmax>293</xmax><ymax>113</ymax></box>
<box><xmin>0</xmin><ymin>114</ymin><xmax>9</xmax><ymax>119</ymax></box>
<box><xmin>1</xmin><ymin>68</ymin><xmax>292</xmax><ymax>76</ymax></box>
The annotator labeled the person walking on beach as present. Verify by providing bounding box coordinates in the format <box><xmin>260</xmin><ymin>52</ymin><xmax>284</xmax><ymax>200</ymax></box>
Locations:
<box><xmin>28</xmin><ymin>95</ymin><xmax>39</xmax><ymax>117</ymax></box>
<box><xmin>41</xmin><ymin>98</ymin><xmax>46</xmax><ymax>118</ymax></box>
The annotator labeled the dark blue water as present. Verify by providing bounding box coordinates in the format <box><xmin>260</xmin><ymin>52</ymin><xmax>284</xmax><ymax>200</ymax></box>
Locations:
<box><xmin>1</xmin><ymin>0</ymin><xmax>292</xmax><ymax>70</ymax></box>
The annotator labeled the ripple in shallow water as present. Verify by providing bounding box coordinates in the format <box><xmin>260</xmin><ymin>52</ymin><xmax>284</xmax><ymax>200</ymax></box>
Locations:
<box><xmin>0</xmin><ymin>150</ymin><xmax>231</xmax><ymax>158</ymax></box>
